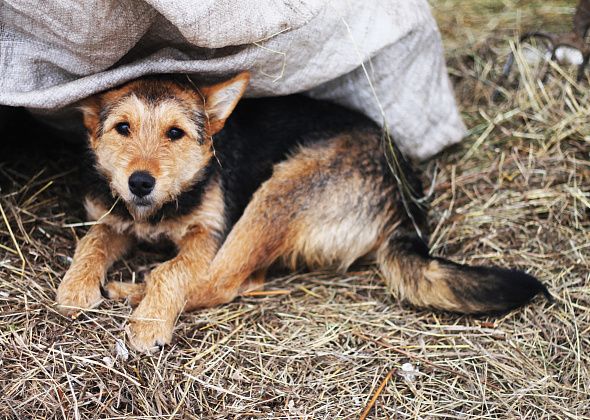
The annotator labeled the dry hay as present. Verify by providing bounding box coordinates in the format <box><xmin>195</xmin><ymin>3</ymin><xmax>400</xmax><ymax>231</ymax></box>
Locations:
<box><xmin>1</xmin><ymin>1</ymin><xmax>589</xmax><ymax>418</ymax></box>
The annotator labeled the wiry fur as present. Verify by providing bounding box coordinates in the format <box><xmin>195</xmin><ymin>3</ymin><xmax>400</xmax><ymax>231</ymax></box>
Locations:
<box><xmin>56</xmin><ymin>73</ymin><xmax>550</xmax><ymax>352</ymax></box>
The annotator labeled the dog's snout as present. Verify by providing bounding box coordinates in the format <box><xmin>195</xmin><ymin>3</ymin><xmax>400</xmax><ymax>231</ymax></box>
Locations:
<box><xmin>128</xmin><ymin>171</ymin><xmax>155</xmax><ymax>197</ymax></box>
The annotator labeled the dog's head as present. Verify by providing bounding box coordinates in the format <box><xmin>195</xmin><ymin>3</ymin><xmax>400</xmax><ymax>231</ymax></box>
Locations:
<box><xmin>80</xmin><ymin>72</ymin><xmax>249</xmax><ymax>220</ymax></box>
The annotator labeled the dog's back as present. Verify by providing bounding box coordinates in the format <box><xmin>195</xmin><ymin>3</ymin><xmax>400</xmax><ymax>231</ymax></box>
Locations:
<box><xmin>213</xmin><ymin>95</ymin><xmax>423</xmax><ymax>229</ymax></box>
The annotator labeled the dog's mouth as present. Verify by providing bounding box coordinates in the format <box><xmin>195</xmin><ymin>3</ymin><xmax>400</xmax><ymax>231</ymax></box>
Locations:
<box><xmin>131</xmin><ymin>196</ymin><xmax>153</xmax><ymax>207</ymax></box>
<box><xmin>123</xmin><ymin>194</ymin><xmax>159</xmax><ymax>220</ymax></box>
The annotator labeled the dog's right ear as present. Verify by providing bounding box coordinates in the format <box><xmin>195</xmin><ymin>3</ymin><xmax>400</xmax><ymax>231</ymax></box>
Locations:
<box><xmin>78</xmin><ymin>96</ymin><xmax>101</xmax><ymax>136</ymax></box>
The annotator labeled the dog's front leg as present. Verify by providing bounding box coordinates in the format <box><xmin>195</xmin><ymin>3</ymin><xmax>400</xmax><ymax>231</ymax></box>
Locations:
<box><xmin>57</xmin><ymin>224</ymin><xmax>131</xmax><ymax>316</ymax></box>
<box><xmin>126</xmin><ymin>225</ymin><xmax>219</xmax><ymax>353</ymax></box>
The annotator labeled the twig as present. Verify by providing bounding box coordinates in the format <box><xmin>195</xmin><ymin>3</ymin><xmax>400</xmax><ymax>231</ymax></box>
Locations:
<box><xmin>359</xmin><ymin>368</ymin><xmax>396</xmax><ymax>420</ymax></box>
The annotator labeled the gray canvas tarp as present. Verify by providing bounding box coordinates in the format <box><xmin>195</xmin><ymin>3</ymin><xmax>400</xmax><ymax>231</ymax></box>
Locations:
<box><xmin>0</xmin><ymin>0</ymin><xmax>466</xmax><ymax>160</ymax></box>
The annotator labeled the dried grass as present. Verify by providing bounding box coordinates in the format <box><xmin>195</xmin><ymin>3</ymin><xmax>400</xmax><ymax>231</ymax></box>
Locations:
<box><xmin>1</xmin><ymin>1</ymin><xmax>589</xmax><ymax>418</ymax></box>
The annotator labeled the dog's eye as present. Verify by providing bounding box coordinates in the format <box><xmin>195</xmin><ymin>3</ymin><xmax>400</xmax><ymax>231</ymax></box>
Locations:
<box><xmin>115</xmin><ymin>122</ymin><xmax>131</xmax><ymax>136</ymax></box>
<box><xmin>167</xmin><ymin>127</ymin><xmax>185</xmax><ymax>141</ymax></box>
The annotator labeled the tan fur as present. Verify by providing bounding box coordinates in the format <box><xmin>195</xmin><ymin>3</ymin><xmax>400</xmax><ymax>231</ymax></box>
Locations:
<box><xmin>239</xmin><ymin>269</ymin><xmax>268</xmax><ymax>295</ymax></box>
<box><xmin>282</xmin><ymin>138</ymin><xmax>394</xmax><ymax>270</ymax></box>
<box><xmin>200</xmin><ymin>73</ymin><xmax>250</xmax><ymax>134</ymax></box>
<box><xmin>56</xmin><ymin>223</ymin><xmax>131</xmax><ymax>316</ymax></box>
<box><xmin>60</xmin><ymin>105</ymin><xmax>407</xmax><ymax>350</ymax></box>
<box><xmin>378</xmin><ymin>256</ymin><xmax>462</xmax><ymax>311</ymax></box>
<box><xmin>90</xmin><ymin>95</ymin><xmax>212</xmax><ymax>221</ymax></box>
<box><xmin>103</xmin><ymin>281</ymin><xmax>145</xmax><ymax>307</ymax></box>
<box><xmin>193</xmin><ymin>133</ymin><xmax>400</xmax><ymax>309</ymax></box>
<box><xmin>421</xmin><ymin>261</ymin><xmax>467</xmax><ymax>310</ymax></box>
<box><xmin>81</xmin><ymin>177</ymin><xmax>227</xmax><ymax>351</ymax></box>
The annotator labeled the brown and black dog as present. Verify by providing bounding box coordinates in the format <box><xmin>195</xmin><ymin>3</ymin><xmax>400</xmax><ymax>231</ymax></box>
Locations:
<box><xmin>56</xmin><ymin>72</ymin><xmax>549</xmax><ymax>352</ymax></box>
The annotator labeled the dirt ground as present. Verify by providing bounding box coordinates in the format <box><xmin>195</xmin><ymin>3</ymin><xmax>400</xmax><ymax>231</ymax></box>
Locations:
<box><xmin>1</xmin><ymin>1</ymin><xmax>589</xmax><ymax>418</ymax></box>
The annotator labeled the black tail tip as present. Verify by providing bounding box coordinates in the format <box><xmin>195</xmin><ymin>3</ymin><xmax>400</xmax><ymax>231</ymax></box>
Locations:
<box><xmin>483</xmin><ymin>266</ymin><xmax>552</xmax><ymax>310</ymax></box>
<box><xmin>441</xmin><ymin>259</ymin><xmax>553</xmax><ymax>314</ymax></box>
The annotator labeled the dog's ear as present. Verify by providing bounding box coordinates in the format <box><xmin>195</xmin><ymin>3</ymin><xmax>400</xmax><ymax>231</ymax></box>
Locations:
<box><xmin>200</xmin><ymin>72</ymin><xmax>250</xmax><ymax>135</ymax></box>
<box><xmin>78</xmin><ymin>95</ymin><xmax>101</xmax><ymax>137</ymax></box>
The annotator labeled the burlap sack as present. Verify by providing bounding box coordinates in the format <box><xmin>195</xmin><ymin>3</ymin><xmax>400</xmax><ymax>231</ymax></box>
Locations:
<box><xmin>0</xmin><ymin>0</ymin><xmax>465</xmax><ymax>159</ymax></box>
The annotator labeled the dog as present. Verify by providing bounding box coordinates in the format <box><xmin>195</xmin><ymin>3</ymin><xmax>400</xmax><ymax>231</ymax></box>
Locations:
<box><xmin>56</xmin><ymin>72</ymin><xmax>549</xmax><ymax>352</ymax></box>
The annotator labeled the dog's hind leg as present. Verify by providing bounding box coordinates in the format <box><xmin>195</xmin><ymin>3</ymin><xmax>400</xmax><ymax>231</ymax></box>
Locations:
<box><xmin>238</xmin><ymin>268</ymin><xmax>268</xmax><ymax>295</ymax></box>
<box><xmin>197</xmin><ymin>134</ymin><xmax>393</xmax><ymax>308</ymax></box>
<box><xmin>199</xmin><ymin>187</ymin><xmax>294</xmax><ymax>307</ymax></box>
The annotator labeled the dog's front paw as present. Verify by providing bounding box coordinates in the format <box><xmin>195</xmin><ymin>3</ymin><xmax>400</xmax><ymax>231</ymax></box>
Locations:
<box><xmin>126</xmin><ymin>303</ymin><xmax>175</xmax><ymax>353</ymax></box>
<box><xmin>56</xmin><ymin>268</ymin><xmax>103</xmax><ymax>316</ymax></box>
<box><xmin>103</xmin><ymin>281</ymin><xmax>146</xmax><ymax>307</ymax></box>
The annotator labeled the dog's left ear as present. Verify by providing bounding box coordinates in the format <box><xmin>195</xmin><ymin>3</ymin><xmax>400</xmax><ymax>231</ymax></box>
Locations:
<box><xmin>200</xmin><ymin>72</ymin><xmax>250</xmax><ymax>135</ymax></box>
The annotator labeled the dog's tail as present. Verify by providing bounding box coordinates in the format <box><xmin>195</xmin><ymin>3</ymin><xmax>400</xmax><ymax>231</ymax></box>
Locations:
<box><xmin>377</xmin><ymin>231</ymin><xmax>551</xmax><ymax>314</ymax></box>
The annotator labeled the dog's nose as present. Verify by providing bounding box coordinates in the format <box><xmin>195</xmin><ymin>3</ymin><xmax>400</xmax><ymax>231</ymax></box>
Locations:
<box><xmin>128</xmin><ymin>171</ymin><xmax>155</xmax><ymax>197</ymax></box>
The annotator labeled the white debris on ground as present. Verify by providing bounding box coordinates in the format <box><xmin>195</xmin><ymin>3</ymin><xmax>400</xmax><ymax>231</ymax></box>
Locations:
<box><xmin>399</xmin><ymin>362</ymin><xmax>420</xmax><ymax>382</ymax></box>
<box><xmin>102</xmin><ymin>356</ymin><xmax>114</xmax><ymax>368</ymax></box>
<box><xmin>115</xmin><ymin>339</ymin><xmax>129</xmax><ymax>361</ymax></box>
<box><xmin>554</xmin><ymin>46</ymin><xmax>584</xmax><ymax>66</ymax></box>
<box><xmin>521</xmin><ymin>45</ymin><xmax>584</xmax><ymax>67</ymax></box>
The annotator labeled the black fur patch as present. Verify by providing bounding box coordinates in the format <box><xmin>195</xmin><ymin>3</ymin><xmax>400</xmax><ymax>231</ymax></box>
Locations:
<box><xmin>389</xmin><ymin>232</ymin><xmax>431</xmax><ymax>259</ymax></box>
<box><xmin>82</xmin><ymin>149</ymin><xmax>132</xmax><ymax>220</ymax></box>
<box><xmin>440</xmin><ymin>258</ymin><xmax>552</xmax><ymax>313</ymax></box>
<box><xmin>147</xmin><ymin>162</ymin><xmax>216</xmax><ymax>225</ymax></box>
